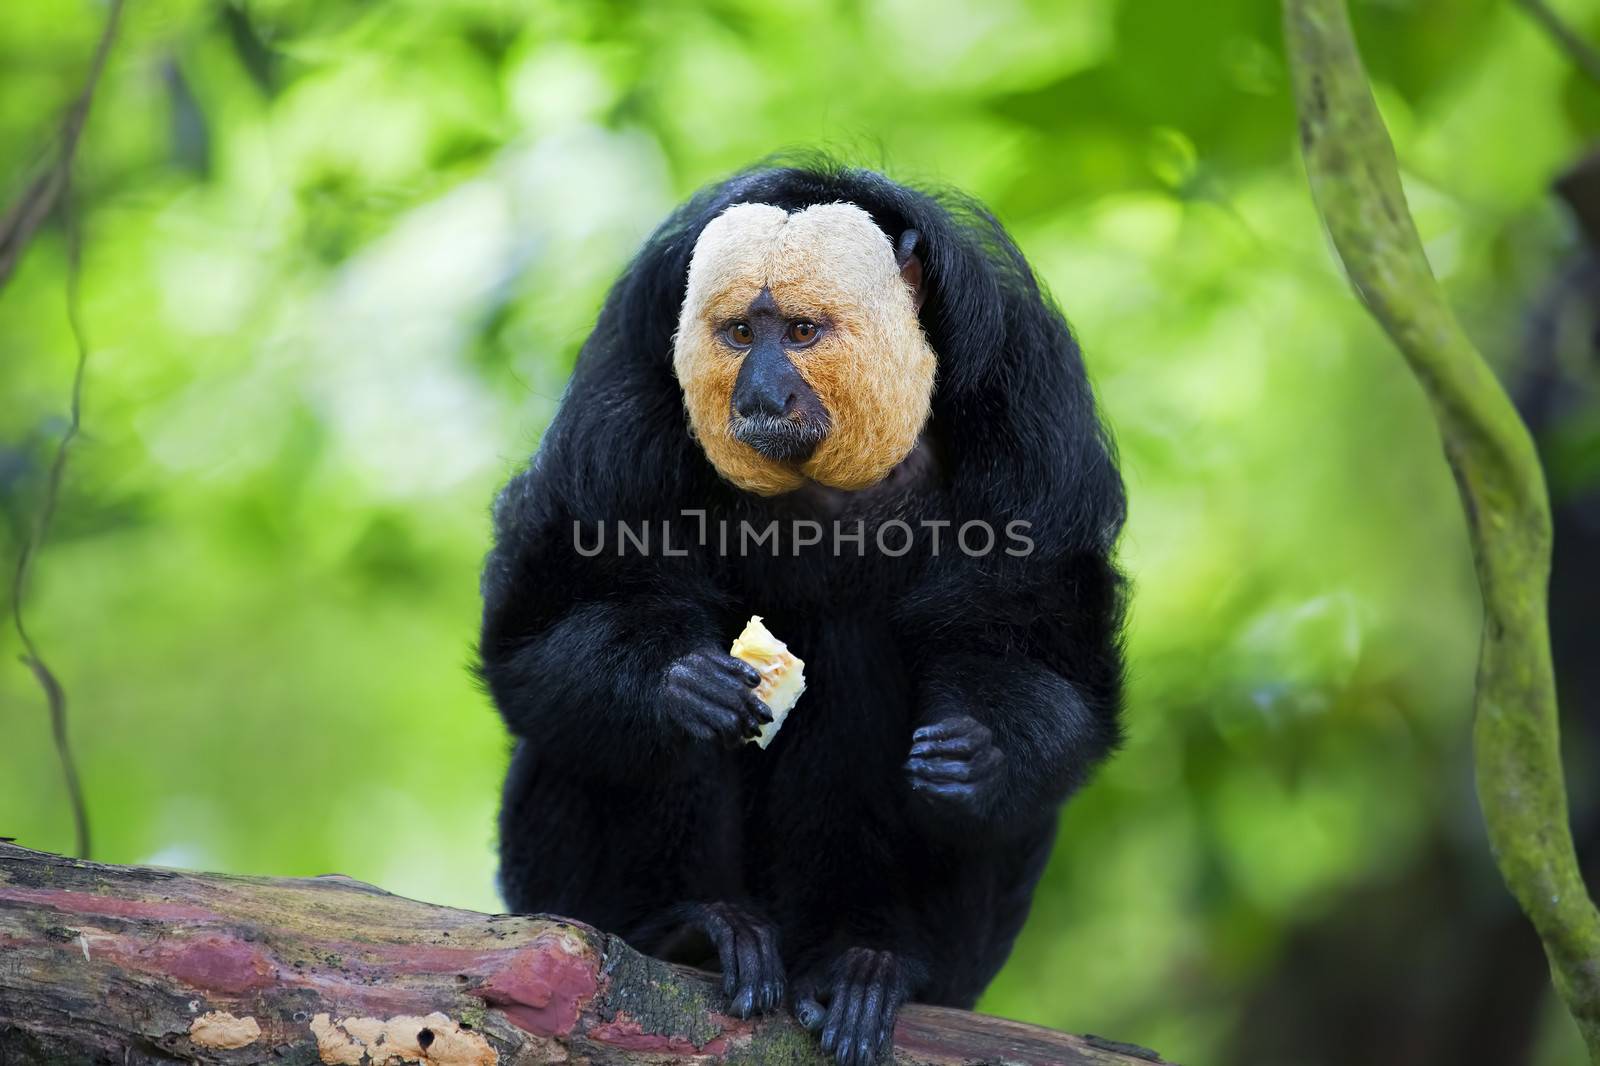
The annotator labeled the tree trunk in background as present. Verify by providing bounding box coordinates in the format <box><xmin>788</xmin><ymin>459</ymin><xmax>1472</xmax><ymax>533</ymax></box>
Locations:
<box><xmin>1284</xmin><ymin>0</ymin><xmax>1600</xmax><ymax>1058</ymax></box>
<box><xmin>1223</xmin><ymin>160</ymin><xmax>1600</xmax><ymax>1066</ymax></box>
<box><xmin>0</xmin><ymin>844</ymin><xmax>1167</xmax><ymax>1066</ymax></box>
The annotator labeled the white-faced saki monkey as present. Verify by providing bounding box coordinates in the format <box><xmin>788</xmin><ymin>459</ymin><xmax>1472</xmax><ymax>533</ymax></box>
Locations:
<box><xmin>480</xmin><ymin>161</ymin><xmax>1127</xmax><ymax>1066</ymax></box>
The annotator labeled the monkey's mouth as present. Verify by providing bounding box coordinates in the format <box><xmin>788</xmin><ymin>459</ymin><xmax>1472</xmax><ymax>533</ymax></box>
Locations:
<box><xmin>730</xmin><ymin>413</ymin><xmax>830</xmax><ymax>463</ymax></box>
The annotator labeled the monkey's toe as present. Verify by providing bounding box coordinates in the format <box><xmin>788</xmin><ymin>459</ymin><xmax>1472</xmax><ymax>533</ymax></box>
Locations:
<box><xmin>691</xmin><ymin>902</ymin><xmax>785</xmax><ymax>1018</ymax></box>
<box><xmin>798</xmin><ymin>947</ymin><xmax>911</xmax><ymax>1066</ymax></box>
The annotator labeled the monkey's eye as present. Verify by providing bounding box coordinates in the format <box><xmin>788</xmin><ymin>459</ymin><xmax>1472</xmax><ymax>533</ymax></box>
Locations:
<box><xmin>787</xmin><ymin>320</ymin><xmax>818</xmax><ymax>345</ymax></box>
<box><xmin>725</xmin><ymin>322</ymin><xmax>754</xmax><ymax>347</ymax></box>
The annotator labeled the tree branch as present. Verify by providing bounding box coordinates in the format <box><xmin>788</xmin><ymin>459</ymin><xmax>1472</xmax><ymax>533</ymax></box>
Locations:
<box><xmin>0</xmin><ymin>844</ymin><xmax>1169</xmax><ymax>1065</ymax></box>
<box><xmin>1282</xmin><ymin>0</ymin><xmax>1600</xmax><ymax>1059</ymax></box>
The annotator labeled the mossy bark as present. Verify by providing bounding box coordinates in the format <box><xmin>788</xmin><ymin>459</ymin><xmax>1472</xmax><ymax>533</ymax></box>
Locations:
<box><xmin>1282</xmin><ymin>0</ymin><xmax>1600</xmax><ymax>1058</ymax></box>
<box><xmin>0</xmin><ymin>844</ymin><xmax>1167</xmax><ymax>1065</ymax></box>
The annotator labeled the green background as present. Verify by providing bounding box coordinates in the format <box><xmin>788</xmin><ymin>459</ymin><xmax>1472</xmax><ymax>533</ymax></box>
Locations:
<box><xmin>2</xmin><ymin>1</ymin><xmax>1598</xmax><ymax>1062</ymax></box>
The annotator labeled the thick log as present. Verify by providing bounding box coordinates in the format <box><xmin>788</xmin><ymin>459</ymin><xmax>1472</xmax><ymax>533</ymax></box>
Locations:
<box><xmin>0</xmin><ymin>844</ymin><xmax>1167</xmax><ymax>1065</ymax></box>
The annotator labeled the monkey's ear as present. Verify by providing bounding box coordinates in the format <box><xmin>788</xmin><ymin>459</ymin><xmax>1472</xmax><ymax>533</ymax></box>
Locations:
<box><xmin>894</xmin><ymin>229</ymin><xmax>925</xmax><ymax>312</ymax></box>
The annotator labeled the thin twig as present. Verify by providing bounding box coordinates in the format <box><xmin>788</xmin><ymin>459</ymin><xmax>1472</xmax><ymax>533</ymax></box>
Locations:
<box><xmin>4</xmin><ymin>0</ymin><xmax>126</xmax><ymax>860</ymax></box>
<box><xmin>1516</xmin><ymin>0</ymin><xmax>1600</xmax><ymax>89</ymax></box>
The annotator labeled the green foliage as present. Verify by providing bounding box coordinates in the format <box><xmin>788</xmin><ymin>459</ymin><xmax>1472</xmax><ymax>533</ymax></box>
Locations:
<box><xmin>1</xmin><ymin>1</ymin><xmax>1596</xmax><ymax>1061</ymax></box>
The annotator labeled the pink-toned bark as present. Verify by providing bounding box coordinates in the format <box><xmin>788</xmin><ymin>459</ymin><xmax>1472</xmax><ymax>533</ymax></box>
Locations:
<box><xmin>0</xmin><ymin>843</ymin><xmax>1166</xmax><ymax>1065</ymax></box>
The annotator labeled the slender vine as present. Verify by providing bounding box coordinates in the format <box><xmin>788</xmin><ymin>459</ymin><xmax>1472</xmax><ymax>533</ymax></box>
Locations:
<box><xmin>8</xmin><ymin>193</ymin><xmax>92</xmax><ymax>860</ymax></box>
<box><xmin>3</xmin><ymin>0</ymin><xmax>125</xmax><ymax>860</ymax></box>
<box><xmin>1282</xmin><ymin>0</ymin><xmax>1600</xmax><ymax>1057</ymax></box>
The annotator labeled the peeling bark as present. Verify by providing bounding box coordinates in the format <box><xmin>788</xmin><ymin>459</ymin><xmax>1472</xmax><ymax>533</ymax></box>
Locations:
<box><xmin>0</xmin><ymin>844</ymin><xmax>1168</xmax><ymax>1065</ymax></box>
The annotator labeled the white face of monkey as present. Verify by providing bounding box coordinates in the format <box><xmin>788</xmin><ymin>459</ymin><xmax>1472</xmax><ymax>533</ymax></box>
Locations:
<box><xmin>672</xmin><ymin>203</ymin><xmax>937</xmax><ymax>496</ymax></box>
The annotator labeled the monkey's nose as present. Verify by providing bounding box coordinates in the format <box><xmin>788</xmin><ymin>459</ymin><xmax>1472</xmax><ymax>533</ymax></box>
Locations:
<box><xmin>735</xmin><ymin>388</ymin><xmax>797</xmax><ymax>419</ymax></box>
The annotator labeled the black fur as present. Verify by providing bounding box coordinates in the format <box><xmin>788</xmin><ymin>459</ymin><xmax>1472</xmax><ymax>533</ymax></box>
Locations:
<box><xmin>479</xmin><ymin>161</ymin><xmax>1126</xmax><ymax>1064</ymax></box>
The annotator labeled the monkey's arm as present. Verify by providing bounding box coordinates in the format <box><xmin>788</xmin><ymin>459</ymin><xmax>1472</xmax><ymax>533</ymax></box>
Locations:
<box><xmin>902</xmin><ymin>553</ymin><xmax>1124</xmax><ymax>838</ymax></box>
<box><xmin>908</xmin><ymin>657</ymin><xmax>1117</xmax><ymax>832</ymax></box>
<box><xmin>482</xmin><ymin>598</ymin><xmax>739</xmax><ymax>766</ymax></box>
<box><xmin>479</xmin><ymin>475</ymin><xmax>766</xmax><ymax>778</ymax></box>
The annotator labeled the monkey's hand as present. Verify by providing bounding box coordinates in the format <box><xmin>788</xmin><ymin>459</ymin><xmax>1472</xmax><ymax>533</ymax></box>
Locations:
<box><xmin>903</xmin><ymin>714</ymin><xmax>1005</xmax><ymax>818</ymax></box>
<box><xmin>660</xmin><ymin>650</ymin><xmax>773</xmax><ymax>746</ymax></box>
<box><xmin>795</xmin><ymin>948</ymin><xmax>921</xmax><ymax>1066</ymax></box>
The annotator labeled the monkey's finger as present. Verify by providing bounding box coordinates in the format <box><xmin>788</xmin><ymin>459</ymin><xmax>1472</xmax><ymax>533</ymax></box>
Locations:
<box><xmin>665</xmin><ymin>656</ymin><xmax>721</xmax><ymax>695</ymax></box>
<box><xmin>913</xmin><ymin>779</ymin><xmax>978</xmax><ymax>798</ymax></box>
<box><xmin>676</xmin><ymin>666</ymin><xmax>756</xmax><ymax>710</ymax></box>
<box><xmin>819</xmin><ymin>994</ymin><xmax>843</xmax><ymax>1054</ymax></box>
<box><xmin>910</xmin><ymin>719</ymin><xmax>959</xmax><ymax>742</ymax></box>
<box><xmin>795</xmin><ymin>989</ymin><xmax>826</xmax><ymax>1032</ymax></box>
<box><xmin>664</xmin><ymin>671</ymin><xmax>726</xmax><ymax>710</ymax></box>
<box><xmin>911</xmin><ymin>716</ymin><xmax>984</xmax><ymax>744</ymax></box>
<box><xmin>910</xmin><ymin>779</ymin><xmax>982</xmax><ymax>810</ymax></box>
<box><xmin>822</xmin><ymin>952</ymin><xmax>871</xmax><ymax>1057</ymax></box>
<box><xmin>683</xmin><ymin>697</ymin><xmax>745</xmax><ymax>743</ymax></box>
<box><xmin>908</xmin><ymin>733</ymin><xmax>983</xmax><ymax>758</ymax></box>
<box><xmin>724</xmin><ymin>688</ymin><xmax>773</xmax><ymax>738</ymax></box>
<box><xmin>839</xmin><ymin>981</ymin><xmax>868</xmax><ymax>1065</ymax></box>
<box><xmin>729</xmin><ymin>969</ymin><xmax>755</xmax><ymax>1017</ymax></box>
<box><xmin>729</xmin><ymin>700</ymin><xmax>766</xmax><ymax>744</ymax></box>
<box><xmin>700</xmin><ymin>910</ymin><xmax>738</xmax><ymax>999</ymax></box>
<box><xmin>753</xmin><ymin>921</ymin><xmax>784</xmax><ymax>1012</ymax></box>
<box><xmin>905</xmin><ymin>755</ymin><xmax>977</xmax><ymax>782</ymax></box>
<box><xmin>705</xmin><ymin>652</ymin><xmax>762</xmax><ymax>688</ymax></box>
<box><xmin>732</xmin><ymin>915</ymin><xmax>765</xmax><ymax>1018</ymax></box>
<box><xmin>852</xmin><ymin>955</ymin><xmax>890</xmax><ymax>1066</ymax></box>
<box><xmin>823</xmin><ymin>991</ymin><xmax>857</xmax><ymax>1061</ymax></box>
<box><xmin>837</xmin><ymin>976</ymin><xmax>876</xmax><ymax>1066</ymax></box>
<box><xmin>743</xmin><ymin>692</ymin><xmax>775</xmax><ymax>724</ymax></box>
<box><xmin>725</xmin><ymin>699</ymin><xmax>767</xmax><ymax>737</ymax></box>
<box><xmin>818</xmin><ymin>976</ymin><xmax>851</xmax><ymax>1055</ymax></box>
<box><xmin>875</xmin><ymin>991</ymin><xmax>902</xmax><ymax>1059</ymax></box>
<box><xmin>668</xmin><ymin>672</ymin><xmax>750</xmax><ymax>726</ymax></box>
<box><xmin>667</xmin><ymin>696</ymin><xmax>722</xmax><ymax>742</ymax></box>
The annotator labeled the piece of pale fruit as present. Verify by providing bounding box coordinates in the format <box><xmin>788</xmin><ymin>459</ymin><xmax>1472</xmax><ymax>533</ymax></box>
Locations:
<box><xmin>729</xmin><ymin>615</ymin><xmax>806</xmax><ymax>749</ymax></box>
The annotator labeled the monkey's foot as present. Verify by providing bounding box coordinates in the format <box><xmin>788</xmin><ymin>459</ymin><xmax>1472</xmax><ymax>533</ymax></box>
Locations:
<box><xmin>686</xmin><ymin>901</ymin><xmax>785</xmax><ymax>1018</ymax></box>
<box><xmin>795</xmin><ymin>947</ymin><xmax>918</xmax><ymax>1066</ymax></box>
